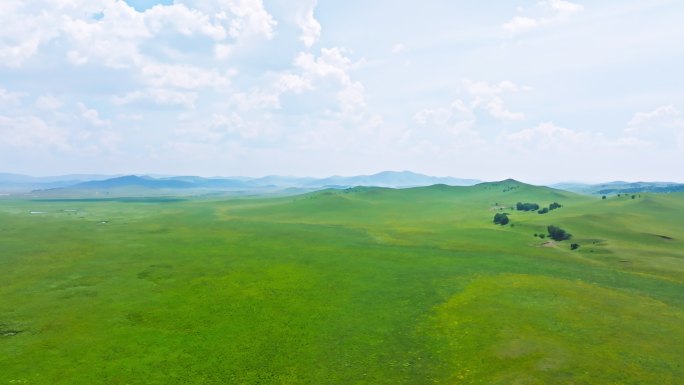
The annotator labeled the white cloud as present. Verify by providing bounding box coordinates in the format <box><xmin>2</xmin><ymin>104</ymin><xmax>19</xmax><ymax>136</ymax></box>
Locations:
<box><xmin>226</xmin><ymin>72</ymin><xmax>311</xmax><ymax>111</ymax></box>
<box><xmin>0</xmin><ymin>2</ymin><xmax>59</xmax><ymax>68</ymax></box>
<box><xmin>412</xmin><ymin>78</ymin><xmax>527</xmax><ymax>144</ymax></box>
<box><xmin>626</xmin><ymin>105</ymin><xmax>684</xmax><ymax>149</ymax></box>
<box><xmin>391</xmin><ymin>43</ymin><xmax>406</xmax><ymax>54</ymax></box>
<box><xmin>503</xmin><ymin>0</ymin><xmax>584</xmax><ymax>34</ymax></box>
<box><xmin>503</xmin><ymin>16</ymin><xmax>540</xmax><ymax>34</ymax></box>
<box><xmin>174</xmin><ymin>111</ymin><xmax>278</xmax><ymax>143</ymax></box>
<box><xmin>413</xmin><ymin>99</ymin><xmax>482</xmax><ymax>148</ymax></box>
<box><xmin>275</xmin><ymin>73</ymin><xmax>313</xmax><ymax>94</ymax></box>
<box><xmin>420</xmin><ymin>79</ymin><xmax>527</xmax><ymax>124</ymax></box>
<box><xmin>35</xmin><ymin>95</ymin><xmax>64</xmax><ymax>111</ymax></box>
<box><xmin>627</xmin><ymin>104</ymin><xmax>684</xmax><ymax>133</ymax></box>
<box><xmin>414</xmin><ymin>99</ymin><xmax>475</xmax><ymax>133</ymax></box>
<box><xmin>229</xmin><ymin>90</ymin><xmax>282</xmax><ymax>111</ymax></box>
<box><xmin>0</xmin><ymin>115</ymin><xmax>70</xmax><ymax>150</ymax></box>
<box><xmin>77</xmin><ymin>103</ymin><xmax>110</xmax><ymax>127</ymax></box>
<box><xmin>503</xmin><ymin>121</ymin><xmax>594</xmax><ymax>150</ymax></box>
<box><xmin>114</xmin><ymin>89</ymin><xmax>198</xmax><ymax>109</ymax></box>
<box><xmin>296</xmin><ymin>1</ymin><xmax>321</xmax><ymax>48</ymax></box>
<box><xmin>0</xmin><ymin>88</ymin><xmax>23</xmax><ymax>109</ymax></box>
<box><xmin>144</xmin><ymin>3</ymin><xmax>227</xmax><ymax>40</ymax></box>
<box><xmin>295</xmin><ymin>47</ymin><xmax>366</xmax><ymax>112</ymax></box>
<box><xmin>214</xmin><ymin>43</ymin><xmax>233</xmax><ymax>59</ymax></box>
<box><xmin>223</xmin><ymin>0</ymin><xmax>277</xmax><ymax>40</ymax></box>
<box><xmin>0</xmin><ymin>0</ymin><xmax>275</xmax><ymax>69</ymax></box>
<box><xmin>544</xmin><ymin>0</ymin><xmax>584</xmax><ymax>15</ymax></box>
<box><xmin>462</xmin><ymin>79</ymin><xmax>527</xmax><ymax>121</ymax></box>
<box><xmin>140</xmin><ymin>62</ymin><xmax>234</xmax><ymax>89</ymax></box>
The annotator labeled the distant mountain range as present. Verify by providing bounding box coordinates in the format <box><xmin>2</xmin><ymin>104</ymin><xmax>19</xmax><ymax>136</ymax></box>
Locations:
<box><xmin>0</xmin><ymin>171</ymin><xmax>481</xmax><ymax>194</ymax></box>
<box><xmin>551</xmin><ymin>181</ymin><xmax>684</xmax><ymax>195</ymax></box>
<box><xmin>2</xmin><ymin>172</ymin><xmax>682</xmax><ymax>196</ymax></box>
<box><xmin>0</xmin><ymin>173</ymin><xmax>117</xmax><ymax>192</ymax></box>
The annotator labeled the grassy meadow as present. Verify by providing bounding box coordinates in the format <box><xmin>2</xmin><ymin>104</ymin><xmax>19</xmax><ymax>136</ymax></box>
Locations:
<box><xmin>1</xmin><ymin>180</ymin><xmax>683</xmax><ymax>384</ymax></box>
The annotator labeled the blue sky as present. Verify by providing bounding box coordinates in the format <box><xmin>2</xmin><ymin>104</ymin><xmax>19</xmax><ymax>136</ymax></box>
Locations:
<box><xmin>1</xmin><ymin>0</ymin><xmax>683</xmax><ymax>182</ymax></box>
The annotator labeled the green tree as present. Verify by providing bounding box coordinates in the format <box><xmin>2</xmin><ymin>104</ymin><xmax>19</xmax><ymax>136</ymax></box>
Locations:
<box><xmin>493</xmin><ymin>213</ymin><xmax>510</xmax><ymax>225</ymax></box>
<box><xmin>547</xmin><ymin>225</ymin><xmax>572</xmax><ymax>241</ymax></box>
<box><xmin>516</xmin><ymin>202</ymin><xmax>540</xmax><ymax>211</ymax></box>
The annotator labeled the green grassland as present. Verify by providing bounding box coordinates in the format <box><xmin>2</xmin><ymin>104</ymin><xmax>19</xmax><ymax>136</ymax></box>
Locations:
<box><xmin>1</xmin><ymin>180</ymin><xmax>683</xmax><ymax>384</ymax></box>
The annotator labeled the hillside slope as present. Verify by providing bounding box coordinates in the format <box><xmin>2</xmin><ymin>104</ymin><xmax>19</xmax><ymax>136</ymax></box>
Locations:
<box><xmin>0</xmin><ymin>181</ymin><xmax>682</xmax><ymax>384</ymax></box>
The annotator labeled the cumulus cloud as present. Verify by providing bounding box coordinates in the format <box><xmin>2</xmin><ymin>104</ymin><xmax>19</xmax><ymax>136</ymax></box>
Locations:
<box><xmin>229</xmin><ymin>89</ymin><xmax>282</xmax><ymax>111</ymax></box>
<box><xmin>61</xmin><ymin>1</ymin><xmax>150</xmax><ymax>68</ymax></box>
<box><xmin>414</xmin><ymin>100</ymin><xmax>475</xmax><ymax>134</ymax></box>
<box><xmin>413</xmin><ymin>99</ymin><xmax>482</xmax><ymax>148</ymax></box>
<box><xmin>114</xmin><ymin>89</ymin><xmax>199</xmax><ymax>109</ymax></box>
<box><xmin>139</xmin><ymin>62</ymin><xmax>234</xmax><ymax>89</ymax></box>
<box><xmin>626</xmin><ymin>105</ymin><xmax>684</xmax><ymax>149</ymax></box>
<box><xmin>174</xmin><ymin>111</ymin><xmax>279</xmax><ymax>144</ymax></box>
<box><xmin>222</xmin><ymin>0</ymin><xmax>278</xmax><ymax>40</ymax></box>
<box><xmin>296</xmin><ymin>1</ymin><xmax>321</xmax><ymax>48</ymax></box>
<box><xmin>294</xmin><ymin>47</ymin><xmax>366</xmax><ymax>112</ymax></box>
<box><xmin>502</xmin><ymin>121</ymin><xmax>597</xmax><ymax>150</ymax></box>
<box><xmin>463</xmin><ymin>79</ymin><xmax>527</xmax><ymax>121</ymax></box>
<box><xmin>144</xmin><ymin>3</ymin><xmax>228</xmax><ymax>40</ymax></box>
<box><xmin>0</xmin><ymin>88</ymin><xmax>23</xmax><ymax>109</ymax></box>
<box><xmin>414</xmin><ymin>78</ymin><xmax>527</xmax><ymax>139</ymax></box>
<box><xmin>0</xmin><ymin>115</ymin><xmax>71</xmax><ymax>150</ymax></box>
<box><xmin>627</xmin><ymin>105</ymin><xmax>684</xmax><ymax>133</ymax></box>
<box><xmin>0</xmin><ymin>0</ymin><xmax>277</xmax><ymax>69</ymax></box>
<box><xmin>77</xmin><ymin>103</ymin><xmax>110</xmax><ymax>127</ymax></box>
<box><xmin>35</xmin><ymin>95</ymin><xmax>64</xmax><ymax>111</ymax></box>
<box><xmin>503</xmin><ymin>0</ymin><xmax>584</xmax><ymax>34</ymax></box>
<box><xmin>226</xmin><ymin>46</ymin><xmax>366</xmax><ymax>114</ymax></box>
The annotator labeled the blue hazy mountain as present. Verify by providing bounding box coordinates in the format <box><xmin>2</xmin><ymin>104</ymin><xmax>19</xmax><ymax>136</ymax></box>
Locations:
<box><xmin>72</xmin><ymin>175</ymin><xmax>196</xmax><ymax>189</ymax></box>
<box><xmin>0</xmin><ymin>173</ymin><xmax>116</xmax><ymax>191</ymax></box>
<box><xmin>309</xmin><ymin>171</ymin><xmax>480</xmax><ymax>188</ymax></box>
<box><xmin>551</xmin><ymin>181</ymin><xmax>684</xmax><ymax>195</ymax></box>
<box><xmin>3</xmin><ymin>171</ymin><xmax>481</xmax><ymax>194</ymax></box>
<box><xmin>5</xmin><ymin>172</ymin><xmax>683</xmax><ymax>195</ymax></box>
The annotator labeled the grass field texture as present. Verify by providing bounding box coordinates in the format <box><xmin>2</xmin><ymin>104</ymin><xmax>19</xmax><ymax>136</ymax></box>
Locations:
<box><xmin>1</xmin><ymin>180</ymin><xmax>683</xmax><ymax>384</ymax></box>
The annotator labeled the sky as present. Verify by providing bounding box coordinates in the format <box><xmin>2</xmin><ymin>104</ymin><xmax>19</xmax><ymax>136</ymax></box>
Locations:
<box><xmin>1</xmin><ymin>0</ymin><xmax>683</xmax><ymax>183</ymax></box>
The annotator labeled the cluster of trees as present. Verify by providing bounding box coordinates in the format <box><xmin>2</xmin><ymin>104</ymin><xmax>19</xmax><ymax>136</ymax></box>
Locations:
<box><xmin>536</xmin><ymin>202</ymin><xmax>563</xmax><ymax>215</ymax></box>
<box><xmin>549</xmin><ymin>202</ymin><xmax>562</xmax><ymax>210</ymax></box>
<box><xmin>516</xmin><ymin>202</ymin><xmax>540</xmax><ymax>211</ymax></box>
<box><xmin>493</xmin><ymin>213</ymin><xmax>510</xmax><ymax>225</ymax></box>
<box><xmin>547</xmin><ymin>225</ymin><xmax>572</xmax><ymax>241</ymax></box>
<box><xmin>516</xmin><ymin>202</ymin><xmax>563</xmax><ymax>213</ymax></box>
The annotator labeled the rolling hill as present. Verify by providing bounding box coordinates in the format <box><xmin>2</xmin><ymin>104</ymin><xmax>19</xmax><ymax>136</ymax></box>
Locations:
<box><xmin>0</xmin><ymin>179</ymin><xmax>682</xmax><ymax>384</ymax></box>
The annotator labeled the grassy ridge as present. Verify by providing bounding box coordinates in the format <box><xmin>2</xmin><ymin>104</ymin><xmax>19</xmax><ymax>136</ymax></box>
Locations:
<box><xmin>1</xmin><ymin>181</ymin><xmax>683</xmax><ymax>384</ymax></box>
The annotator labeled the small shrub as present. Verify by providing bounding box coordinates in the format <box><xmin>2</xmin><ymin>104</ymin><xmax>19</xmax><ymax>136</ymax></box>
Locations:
<box><xmin>538</xmin><ymin>207</ymin><xmax>549</xmax><ymax>214</ymax></box>
<box><xmin>602</xmin><ymin>195</ymin><xmax>606</xmax><ymax>200</ymax></box>
<box><xmin>549</xmin><ymin>202</ymin><xmax>562</xmax><ymax>210</ymax></box>
<box><xmin>570</xmin><ymin>243</ymin><xmax>579</xmax><ymax>250</ymax></box>
<box><xmin>539</xmin><ymin>234</ymin><xmax>546</xmax><ymax>239</ymax></box>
